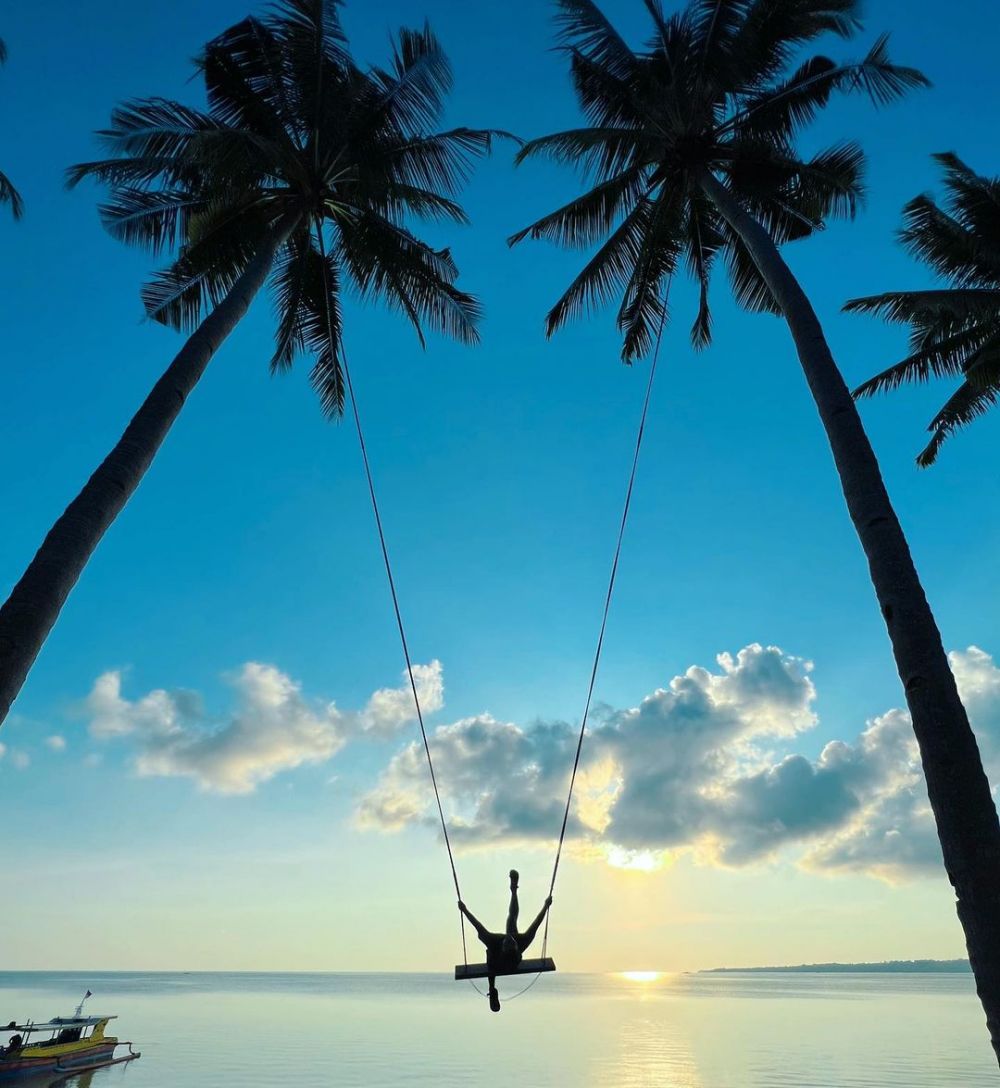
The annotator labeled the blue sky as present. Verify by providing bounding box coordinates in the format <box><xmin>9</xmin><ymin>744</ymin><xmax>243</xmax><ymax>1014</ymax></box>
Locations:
<box><xmin>2</xmin><ymin>0</ymin><xmax>1000</xmax><ymax>972</ymax></box>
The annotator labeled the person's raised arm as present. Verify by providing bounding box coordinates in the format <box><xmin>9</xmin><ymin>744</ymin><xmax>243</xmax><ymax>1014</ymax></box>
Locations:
<box><xmin>458</xmin><ymin>900</ymin><xmax>490</xmax><ymax>942</ymax></box>
<box><xmin>520</xmin><ymin>895</ymin><xmax>553</xmax><ymax>948</ymax></box>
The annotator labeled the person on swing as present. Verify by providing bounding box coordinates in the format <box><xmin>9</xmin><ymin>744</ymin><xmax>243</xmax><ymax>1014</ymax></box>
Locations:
<box><xmin>459</xmin><ymin>869</ymin><xmax>553</xmax><ymax>1012</ymax></box>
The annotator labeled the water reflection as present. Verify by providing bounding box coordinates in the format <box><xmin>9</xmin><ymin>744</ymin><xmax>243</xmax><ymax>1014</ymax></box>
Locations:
<box><xmin>596</xmin><ymin>1014</ymin><xmax>702</xmax><ymax>1088</ymax></box>
<box><xmin>0</xmin><ymin>972</ymin><xmax>996</xmax><ymax>1087</ymax></box>
<box><xmin>13</xmin><ymin>1072</ymin><xmax>97</xmax><ymax>1088</ymax></box>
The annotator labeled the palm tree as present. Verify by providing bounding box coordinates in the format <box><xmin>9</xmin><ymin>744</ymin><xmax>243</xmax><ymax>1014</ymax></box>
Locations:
<box><xmin>511</xmin><ymin>0</ymin><xmax>1000</xmax><ymax>1061</ymax></box>
<box><xmin>0</xmin><ymin>37</ymin><xmax>24</xmax><ymax>219</ymax></box>
<box><xmin>848</xmin><ymin>154</ymin><xmax>1000</xmax><ymax>465</ymax></box>
<box><xmin>0</xmin><ymin>0</ymin><xmax>497</xmax><ymax>725</ymax></box>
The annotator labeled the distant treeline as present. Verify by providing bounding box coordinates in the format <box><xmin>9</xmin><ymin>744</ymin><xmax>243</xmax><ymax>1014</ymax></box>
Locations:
<box><xmin>702</xmin><ymin>960</ymin><xmax>972</xmax><ymax>974</ymax></box>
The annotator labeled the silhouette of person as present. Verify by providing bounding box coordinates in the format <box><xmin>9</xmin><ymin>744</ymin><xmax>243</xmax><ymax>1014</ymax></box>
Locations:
<box><xmin>459</xmin><ymin>870</ymin><xmax>552</xmax><ymax>1012</ymax></box>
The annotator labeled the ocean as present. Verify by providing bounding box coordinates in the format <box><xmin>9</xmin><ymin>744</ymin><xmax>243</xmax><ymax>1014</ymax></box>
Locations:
<box><xmin>0</xmin><ymin>970</ymin><xmax>995</xmax><ymax>1086</ymax></box>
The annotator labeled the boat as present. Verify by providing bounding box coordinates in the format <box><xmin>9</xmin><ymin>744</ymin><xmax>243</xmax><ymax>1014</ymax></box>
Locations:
<box><xmin>0</xmin><ymin>994</ymin><xmax>140</xmax><ymax>1081</ymax></box>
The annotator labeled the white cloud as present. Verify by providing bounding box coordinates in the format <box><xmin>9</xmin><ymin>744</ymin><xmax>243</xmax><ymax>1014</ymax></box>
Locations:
<box><xmin>359</xmin><ymin>644</ymin><xmax>823</xmax><ymax>856</ymax></box>
<box><xmin>80</xmin><ymin>645</ymin><xmax>1000</xmax><ymax>884</ymax></box>
<box><xmin>84</xmin><ymin>661</ymin><xmax>442</xmax><ymax>795</ymax></box>
<box><xmin>359</xmin><ymin>662</ymin><xmax>444</xmax><ymax>737</ymax></box>
<box><xmin>357</xmin><ymin>645</ymin><xmax>1000</xmax><ymax>884</ymax></box>
<box><xmin>10</xmin><ymin>750</ymin><xmax>30</xmax><ymax>770</ymax></box>
<box><xmin>0</xmin><ymin>743</ymin><xmax>5</xmax><ymax>761</ymax></box>
<box><xmin>45</xmin><ymin>735</ymin><xmax>67</xmax><ymax>752</ymax></box>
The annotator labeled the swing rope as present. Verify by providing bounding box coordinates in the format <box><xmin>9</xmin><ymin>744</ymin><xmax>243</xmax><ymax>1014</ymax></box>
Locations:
<box><xmin>541</xmin><ymin>303</ymin><xmax>666</xmax><ymax>959</ymax></box>
<box><xmin>314</xmin><ymin>223</ymin><xmax>470</xmax><ymax>969</ymax></box>
<box><xmin>322</xmin><ymin>199</ymin><xmax>666</xmax><ymax>982</ymax></box>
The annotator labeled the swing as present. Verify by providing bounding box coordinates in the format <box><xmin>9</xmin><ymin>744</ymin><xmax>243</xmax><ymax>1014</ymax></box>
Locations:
<box><xmin>341</xmin><ymin>300</ymin><xmax>665</xmax><ymax>994</ymax></box>
<box><xmin>455</xmin><ymin>958</ymin><xmax>556</xmax><ymax>982</ymax></box>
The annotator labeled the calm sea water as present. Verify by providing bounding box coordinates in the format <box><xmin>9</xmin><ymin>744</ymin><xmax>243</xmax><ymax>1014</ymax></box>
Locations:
<box><xmin>0</xmin><ymin>971</ymin><xmax>996</xmax><ymax>1087</ymax></box>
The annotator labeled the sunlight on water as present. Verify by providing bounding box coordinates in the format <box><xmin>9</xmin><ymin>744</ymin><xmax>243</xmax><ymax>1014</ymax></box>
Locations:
<box><xmin>1</xmin><ymin>972</ymin><xmax>996</xmax><ymax>1088</ymax></box>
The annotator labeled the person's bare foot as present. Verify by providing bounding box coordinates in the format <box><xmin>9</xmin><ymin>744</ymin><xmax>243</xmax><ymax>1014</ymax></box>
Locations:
<box><xmin>509</xmin><ymin>869</ymin><xmax>519</xmax><ymax>890</ymax></box>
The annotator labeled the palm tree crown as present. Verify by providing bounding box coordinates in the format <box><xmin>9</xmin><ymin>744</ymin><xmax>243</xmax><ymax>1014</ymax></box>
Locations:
<box><xmin>510</xmin><ymin>0</ymin><xmax>926</xmax><ymax>359</ymax></box>
<box><xmin>69</xmin><ymin>0</ymin><xmax>498</xmax><ymax>415</ymax></box>
<box><xmin>848</xmin><ymin>153</ymin><xmax>1000</xmax><ymax>465</ymax></box>
<box><xmin>0</xmin><ymin>36</ymin><xmax>24</xmax><ymax>220</ymax></box>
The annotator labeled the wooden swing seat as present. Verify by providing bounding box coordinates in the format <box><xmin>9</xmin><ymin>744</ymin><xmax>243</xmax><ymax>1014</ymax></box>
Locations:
<box><xmin>454</xmin><ymin>957</ymin><xmax>556</xmax><ymax>981</ymax></box>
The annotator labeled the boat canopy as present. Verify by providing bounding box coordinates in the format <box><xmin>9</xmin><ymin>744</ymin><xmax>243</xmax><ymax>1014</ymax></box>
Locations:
<box><xmin>2</xmin><ymin>1016</ymin><xmax>116</xmax><ymax>1032</ymax></box>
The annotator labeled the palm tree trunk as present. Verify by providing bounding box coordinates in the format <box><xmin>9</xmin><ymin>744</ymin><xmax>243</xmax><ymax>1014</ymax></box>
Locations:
<box><xmin>0</xmin><ymin>213</ymin><xmax>299</xmax><ymax>726</ymax></box>
<box><xmin>701</xmin><ymin>169</ymin><xmax>1000</xmax><ymax>1065</ymax></box>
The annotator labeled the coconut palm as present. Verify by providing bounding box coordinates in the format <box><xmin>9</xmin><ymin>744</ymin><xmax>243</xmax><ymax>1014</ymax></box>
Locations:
<box><xmin>0</xmin><ymin>38</ymin><xmax>24</xmax><ymax>219</ymax></box>
<box><xmin>0</xmin><ymin>0</ymin><xmax>496</xmax><ymax>725</ymax></box>
<box><xmin>511</xmin><ymin>0</ymin><xmax>1000</xmax><ymax>1061</ymax></box>
<box><xmin>848</xmin><ymin>154</ymin><xmax>1000</xmax><ymax>465</ymax></box>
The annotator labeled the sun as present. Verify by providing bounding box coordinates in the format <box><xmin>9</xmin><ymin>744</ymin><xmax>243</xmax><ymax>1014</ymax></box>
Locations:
<box><xmin>619</xmin><ymin>971</ymin><xmax>663</xmax><ymax>983</ymax></box>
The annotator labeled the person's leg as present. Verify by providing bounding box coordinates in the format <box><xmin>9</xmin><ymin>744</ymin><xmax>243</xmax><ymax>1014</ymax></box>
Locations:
<box><xmin>488</xmin><ymin>974</ymin><xmax>500</xmax><ymax>1013</ymax></box>
<box><xmin>506</xmin><ymin>870</ymin><xmax>520</xmax><ymax>937</ymax></box>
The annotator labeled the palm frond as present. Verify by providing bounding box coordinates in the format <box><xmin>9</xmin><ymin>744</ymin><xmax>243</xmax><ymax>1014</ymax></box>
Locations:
<box><xmin>0</xmin><ymin>169</ymin><xmax>24</xmax><ymax>220</ymax></box>
<box><xmin>725</xmin><ymin>55</ymin><xmax>839</xmax><ymax>139</ymax></box>
<box><xmin>340</xmin><ymin>211</ymin><xmax>481</xmax><ymax>347</ymax></box>
<box><xmin>369</xmin><ymin>23</ymin><xmax>452</xmax><ymax>135</ymax></box>
<box><xmin>931</xmin><ymin>152</ymin><xmax>1000</xmax><ymax>252</ymax></box>
<box><xmin>728</xmin><ymin>0</ymin><xmax>861</xmax><ymax>88</ymax></box>
<box><xmin>265</xmin><ymin>0</ymin><xmax>350</xmax><ymax>82</ymax></box>
<box><xmin>292</xmin><ymin>230</ymin><xmax>346</xmax><ymax>416</ymax></box>
<box><xmin>380</xmin><ymin>127</ymin><xmax>505</xmax><ymax>195</ymax></box>
<box><xmin>306</xmin><ymin>248</ymin><xmax>346</xmax><ymax>417</ymax></box>
<box><xmin>567</xmin><ymin>47</ymin><xmax>646</xmax><ymax>130</ymax></box>
<box><xmin>917</xmin><ymin>342</ymin><xmax>1000</xmax><ymax>465</ymax></box>
<box><xmin>844</xmin><ymin>288</ymin><xmax>1000</xmax><ymax>326</ymax></box>
<box><xmin>508</xmin><ymin>167</ymin><xmax>647</xmax><ymax>248</ymax></box>
<box><xmin>200</xmin><ymin>19</ymin><xmax>302</xmax><ymax>156</ymax></box>
<box><xmin>97</xmin><ymin>188</ymin><xmax>208</xmax><ymax>253</ymax></box>
<box><xmin>723</xmin><ymin>222</ymin><xmax>780</xmax><ymax>313</ymax></box>
<box><xmin>379</xmin><ymin>182</ymin><xmax>470</xmax><ymax>223</ymax></box>
<box><xmin>540</xmin><ymin>195</ymin><xmax>657</xmax><ymax>337</ymax></box>
<box><xmin>93</xmin><ymin>98</ymin><xmax>222</xmax><ymax>164</ymax></box>
<box><xmin>684</xmin><ymin>190</ymin><xmax>724</xmax><ymax>346</ymax></box>
<box><xmin>898</xmin><ymin>193</ymin><xmax>1000</xmax><ymax>288</ymax></box>
<box><xmin>270</xmin><ymin>226</ymin><xmax>313</xmax><ymax>372</ymax></box>
<box><xmin>141</xmin><ymin>199</ymin><xmax>278</xmax><ymax>329</ymax></box>
<box><xmin>692</xmin><ymin>0</ymin><xmax>751</xmax><ymax>87</ymax></box>
<box><xmin>515</xmin><ymin>126</ymin><xmax>649</xmax><ymax>180</ymax></box>
<box><xmin>619</xmin><ymin>190</ymin><xmax>685</xmax><ymax>359</ymax></box>
<box><xmin>555</xmin><ymin>0</ymin><xmax>638</xmax><ymax>81</ymax></box>
<box><xmin>67</xmin><ymin>154</ymin><xmax>198</xmax><ymax>191</ymax></box>
<box><xmin>725</xmin><ymin>38</ymin><xmax>927</xmax><ymax>142</ymax></box>
<box><xmin>640</xmin><ymin>0</ymin><xmax>677</xmax><ymax>52</ymax></box>
<box><xmin>792</xmin><ymin>140</ymin><xmax>865</xmax><ymax>221</ymax></box>
<box><xmin>852</xmin><ymin>326</ymin><xmax>995</xmax><ymax>397</ymax></box>
<box><xmin>850</xmin><ymin>34</ymin><xmax>929</xmax><ymax>107</ymax></box>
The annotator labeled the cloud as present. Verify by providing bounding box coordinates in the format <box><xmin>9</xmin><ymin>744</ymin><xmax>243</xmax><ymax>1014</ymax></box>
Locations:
<box><xmin>84</xmin><ymin>661</ymin><xmax>442</xmax><ymax>795</ymax></box>
<box><xmin>79</xmin><ymin>645</ymin><xmax>1000</xmax><ymax>884</ymax></box>
<box><xmin>357</xmin><ymin>645</ymin><xmax>1000</xmax><ymax>883</ymax></box>
<box><xmin>45</xmin><ymin>735</ymin><xmax>67</xmax><ymax>753</ymax></box>
<box><xmin>10</xmin><ymin>750</ymin><xmax>30</xmax><ymax>770</ymax></box>
<box><xmin>0</xmin><ymin>743</ymin><xmax>5</xmax><ymax>761</ymax></box>
<box><xmin>359</xmin><ymin>662</ymin><xmax>444</xmax><ymax>737</ymax></box>
<box><xmin>357</xmin><ymin>713</ymin><xmax>581</xmax><ymax>841</ymax></box>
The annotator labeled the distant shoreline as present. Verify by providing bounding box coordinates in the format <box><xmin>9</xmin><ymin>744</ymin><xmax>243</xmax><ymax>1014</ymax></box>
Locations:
<box><xmin>701</xmin><ymin>959</ymin><xmax>971</xmax><ymax>974</ymax></box>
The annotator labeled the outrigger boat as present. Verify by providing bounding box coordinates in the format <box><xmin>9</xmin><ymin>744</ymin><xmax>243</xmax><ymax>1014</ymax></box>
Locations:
<box><xmin>0</xmin><ymin>994</ymin><xmax>140</xmax><ymax>1080</ymax></box>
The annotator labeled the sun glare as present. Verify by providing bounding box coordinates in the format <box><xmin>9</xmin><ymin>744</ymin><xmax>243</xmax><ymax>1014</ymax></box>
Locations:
<box><xmin>606</xmin><ymin>846</ymin><xmax>664</xmax><ymax>872</ymax></box>
<box><xmin>619</xmin><ymin>971</ymin><xmax>663</xmax><ymax>983</ymax></box>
